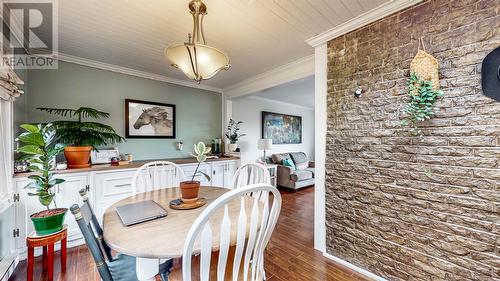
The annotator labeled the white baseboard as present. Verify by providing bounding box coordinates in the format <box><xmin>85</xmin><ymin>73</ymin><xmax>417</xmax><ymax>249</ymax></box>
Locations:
<box><xmin>323</xmin><ymin>252</ymin><xmax>388</xmax><ymax>281</ymax></box>
<box><xmin>0</xmin><ymin>253</ymin><xmax>18</xmax><ymax>281</ymax></box>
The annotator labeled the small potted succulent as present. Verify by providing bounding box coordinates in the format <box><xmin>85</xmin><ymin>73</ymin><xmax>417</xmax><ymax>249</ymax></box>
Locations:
<box><xmin>17</xmin><ymin>123</ymin><xmax>67</xmax><ymax>235</ymax></box>
<box><xmin>180</xmin><ymin>142</ymin><xmax>211</xmax><ymax>203</ymax></box>
<box><xmin>225</xmin><ymin>119</ymin><xmax>245</xmax><ymax>152</ymax></box>
<box><xmin>37</xmin><ymin>107</ymin><xmax>124</xmax><ymax>168</ymax></box>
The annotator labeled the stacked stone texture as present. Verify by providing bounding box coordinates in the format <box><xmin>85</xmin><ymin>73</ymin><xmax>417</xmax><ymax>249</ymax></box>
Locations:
<box><xmin>325</xmin><ymin>0</ymin><xmax>500</xmax><ymax>280</ymax></box>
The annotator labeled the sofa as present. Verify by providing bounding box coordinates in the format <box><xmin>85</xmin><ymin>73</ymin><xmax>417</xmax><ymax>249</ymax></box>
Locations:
<box><xmin>271</xmin><ymin>152</ymin><xmax>315</xmax><ymax>190</ymax></box>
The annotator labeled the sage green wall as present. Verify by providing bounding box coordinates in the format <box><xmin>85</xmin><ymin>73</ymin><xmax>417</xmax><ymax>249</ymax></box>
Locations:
<box><xmin>25</xmin><ymin>61</ymin><xmax>222</xmax><ymax>160</ymax></box>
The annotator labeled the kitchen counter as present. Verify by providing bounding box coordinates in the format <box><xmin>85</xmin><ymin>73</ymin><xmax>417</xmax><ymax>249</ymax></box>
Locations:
<box><xmin>13</xmin><ymin>156</ymin><xmax>240</xmax><ymax>177</ymax></box>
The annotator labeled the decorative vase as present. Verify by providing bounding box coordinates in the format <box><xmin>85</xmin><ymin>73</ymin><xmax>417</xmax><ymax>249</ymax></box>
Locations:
<box><xmin>180</xmin><ymin>181</ymin><xmax>200</xmax><ymax>203</ymax></box>
<box><xmin>64</xmin><ymin>146</ymin><xmax>92</xmax><ymax>169</ymax></box>
<box><xmin>228</xmin><ymin>143</ymin><xmax>237</xmax><ymax>153</ymax></box>
<box><xmin>30</xmin><ymin>208</ymin><xmax>67</xmax><ymax>235</ymax></box>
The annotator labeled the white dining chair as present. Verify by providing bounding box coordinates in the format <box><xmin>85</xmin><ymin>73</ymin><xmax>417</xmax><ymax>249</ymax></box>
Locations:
<box><xmin>232</xmin><ymin>163</ymin><xmax>271</xmax><ymax>189</ymax></box>
<box><xmin>182</xmin><ymin>184</ymin><xmax>281</xmax><ymax>281</ymax></box>
<box><xmin>131</xmin><ymin>161</ymin><xmax>186</xmax><ymax>194</ymax></box>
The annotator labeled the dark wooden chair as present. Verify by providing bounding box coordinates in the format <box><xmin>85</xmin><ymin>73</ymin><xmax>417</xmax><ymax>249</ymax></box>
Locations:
<box><xmin>71</xmin><ymin>189</ymin><xmax>172</xmax><ymax>281</ymax></box>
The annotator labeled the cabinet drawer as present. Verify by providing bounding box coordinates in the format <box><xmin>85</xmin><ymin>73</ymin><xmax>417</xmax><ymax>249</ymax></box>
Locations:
<box><xmin>181</xmin><ymin>163</ymin><xmax>211</xmax><ymax>185</ymax></box>
<box><xmin>94</xmin><ymin>170</ymin><xmax>136</xmax><ymax>203</ymax></box>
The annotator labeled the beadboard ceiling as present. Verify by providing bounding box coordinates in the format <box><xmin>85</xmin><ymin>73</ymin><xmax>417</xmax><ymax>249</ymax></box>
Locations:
<box><xmin>50</xmin><ymin>0</ymin><xmax>389</xmax><ymax>90</ymax></box>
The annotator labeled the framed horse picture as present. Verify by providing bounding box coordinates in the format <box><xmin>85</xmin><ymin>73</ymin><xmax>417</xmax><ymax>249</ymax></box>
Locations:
<box><xmin>125</xmin><ymin>99</ymin><xmax>176</xmax><ymax>138</ymax></box>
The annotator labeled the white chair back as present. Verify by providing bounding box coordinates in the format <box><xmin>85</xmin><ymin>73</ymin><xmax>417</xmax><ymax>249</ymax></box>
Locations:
<box><xmin>182</xmin><ymin>184</ymin><xmax>281</xmax><ymax>281</ymax></box>
<box><xmin>132</xmin><ymin>161</ymin><xmax>185</xmax><ymax>194</ymax></box>
<box><xmin>232</xmin><ymin>163</ymin><xmax>271</xmax><ymax>189</ymax></box>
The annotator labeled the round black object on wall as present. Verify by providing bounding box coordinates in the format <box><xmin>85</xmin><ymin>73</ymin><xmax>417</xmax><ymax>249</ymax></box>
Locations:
<box><xmin>481</xmin><ymin>46</ymin><xmax>500</xmax><ymax>102</ymax></box>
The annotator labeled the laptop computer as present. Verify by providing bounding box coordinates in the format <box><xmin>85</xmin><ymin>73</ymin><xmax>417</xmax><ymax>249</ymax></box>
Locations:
<box><xmin>116</xmin><ymin>200</ymin><xmax>167</xmax><ymax>226</ymax></box>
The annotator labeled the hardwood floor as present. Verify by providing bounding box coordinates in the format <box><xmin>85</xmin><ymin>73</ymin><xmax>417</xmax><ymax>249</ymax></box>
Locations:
<box><xmin>10</xmin><ymin>186</ymin><xmax>372</xmax><ymax>281</ymax></box>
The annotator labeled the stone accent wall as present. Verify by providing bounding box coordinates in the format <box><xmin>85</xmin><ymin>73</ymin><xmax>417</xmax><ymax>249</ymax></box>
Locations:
<box><xmin>325</xmin><ymin>0</ymin><xmax>500</xmax><ymax>280</ymax></box>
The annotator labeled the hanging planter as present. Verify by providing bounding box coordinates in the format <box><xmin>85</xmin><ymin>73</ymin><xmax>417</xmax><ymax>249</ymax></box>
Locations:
<box><xmin>397</xmin><ymin>38</ymin><xmax>444</xmax><ymax>136</ymax></box>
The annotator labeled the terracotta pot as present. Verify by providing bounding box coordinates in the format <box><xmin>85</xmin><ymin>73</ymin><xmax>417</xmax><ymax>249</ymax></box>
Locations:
<box><xmin>64</xmin><ymin>146</ymin><xmax>92</xmax><ymax>169</ymax></box>
<box><xmin>180</xmin><ymin>181</ymin><xmax>200</xmax><ymax>203</ymax></box>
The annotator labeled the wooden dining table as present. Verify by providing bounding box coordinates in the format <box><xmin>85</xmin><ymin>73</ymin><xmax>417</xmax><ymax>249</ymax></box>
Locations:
<box><xmin>103</xmin><ymin>186</ymin><xmax>256</xmax><ymax>281</ymax></box>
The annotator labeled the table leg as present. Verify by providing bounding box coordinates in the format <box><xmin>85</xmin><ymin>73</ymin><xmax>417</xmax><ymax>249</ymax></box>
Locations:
<box><xmin>47</xmin><ymin>244</ymin><xmax>54</xmax><ymax>281</ymax></box>
<box><xmin>61</xmin><ymin>237</ymin><xmax>67</xmax><ymax>271</ymax></box>
<box><xmin>136</xmin><ymin>258</ymin><xmax>159</xmax><ymax>281</ymax></box>
<box><xmin>27</xmin><ymin>246</ymin><xmax>34</xmax><ymax>281</ymax></box>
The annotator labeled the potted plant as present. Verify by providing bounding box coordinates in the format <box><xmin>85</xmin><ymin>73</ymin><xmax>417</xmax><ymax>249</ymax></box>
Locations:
<box><xmin>37</xmin><ymin>107</ymin><xmax>124</xmax><ymax>168</ymax></box>
<box><xmin>225</xmin><ymin>119</ymin><xmax>245</xmax><ymax>152</ymax></box>
<box><xmin>17</xmin><ymin>123</ymin><xmax>67</xmax><ymax>235</ymax></box>
<box><xmin>180</xmin><ymin>142</ymin><xmax>211</xmax><ymax>203</ymax></box>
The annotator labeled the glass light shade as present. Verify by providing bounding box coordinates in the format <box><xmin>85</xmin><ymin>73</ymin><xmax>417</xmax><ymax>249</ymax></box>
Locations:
<box><xmin>165</xmin><ymin>43</ymin><xmax>230</xmax><ymax>82</ymax></box>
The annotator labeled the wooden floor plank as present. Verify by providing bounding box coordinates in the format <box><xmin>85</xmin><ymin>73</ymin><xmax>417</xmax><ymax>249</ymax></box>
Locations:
<box><xmin>9</xmin><ymin>186</ymin><xmax>373</xmax><ymax>281</ymax></box>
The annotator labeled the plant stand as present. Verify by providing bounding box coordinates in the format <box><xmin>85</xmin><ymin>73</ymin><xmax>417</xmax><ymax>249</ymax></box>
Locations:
<box><xmin>26</xmin><ymin>225</ymin><xmax>67</xmax><ymax>281</ymax></box>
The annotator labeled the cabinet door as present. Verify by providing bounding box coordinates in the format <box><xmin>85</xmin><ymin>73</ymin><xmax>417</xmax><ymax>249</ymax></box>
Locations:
<box><xmin>211</xmin><ymin>162</ymin><xmax>226</xmax><ymax>188</ymax></box>
<box><xmin>93</xmin><ymin>169</ymin><xmax>136</xmax><ymax>224</ymax></box>
<box><xmin>182</xmin><ymin>163</ymin><xmax>212</xmax><ymax>185</ymax></box>
<box><xmin>15</xmin><ymin>173</ymin><xmax>89</xmax><ymax>252</ymax></box>
<box><xmin>224</xmin><ymin>161</ymin><xmax>239</xmax><ymax>189</ymax></box>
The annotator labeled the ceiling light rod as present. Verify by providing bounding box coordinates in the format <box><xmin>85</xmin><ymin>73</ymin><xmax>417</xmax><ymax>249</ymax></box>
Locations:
<box><xmin>165</xmin><ymin>0</ymin><xmax>230</xmax><ymax>84</ymax></box>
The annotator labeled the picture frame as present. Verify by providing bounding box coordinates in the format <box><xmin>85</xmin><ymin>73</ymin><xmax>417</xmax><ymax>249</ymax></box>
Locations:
<box><xmin>125</xmin><ymin>99</ymin><xmax>176</xmax><ymax>138</ymax></box>
<box><xmin>90</xmin><ymin>148</ymin><xmax>120</xmax><ymax>164</ymax></box>
<box><xmin>261</xmin><ymin>111</ymin><xmax>302</xmax><ymax>144</ymax></box>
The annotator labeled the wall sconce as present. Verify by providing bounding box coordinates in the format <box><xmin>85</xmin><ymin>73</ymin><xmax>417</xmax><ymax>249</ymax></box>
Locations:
<box><xmin>176</xmin><ymin>141</ymin><xmax>183</xmax><ymax>151</ymax></box>
<box><xmin>354</xmin><ymin>87</ymin><xmax>363</xmax><ymax>98</ymax></box>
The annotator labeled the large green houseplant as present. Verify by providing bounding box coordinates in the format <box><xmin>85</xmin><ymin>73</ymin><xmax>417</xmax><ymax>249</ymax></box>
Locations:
<box><xmin>37</xmin><ymin>107</ymin><xmax>124</xmax><ymax>168</ymax></box>
<box><xmin>17</xmin><ymin>123</ymin><xmax>67</xmax><ymax>235</ymax></box>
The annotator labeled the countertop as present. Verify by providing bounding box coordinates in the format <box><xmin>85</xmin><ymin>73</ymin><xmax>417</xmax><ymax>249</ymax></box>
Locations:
<box><xmin>13</xmin><ymin>156</ymin><xmax>240</xmax><ymax>178</ymax></box>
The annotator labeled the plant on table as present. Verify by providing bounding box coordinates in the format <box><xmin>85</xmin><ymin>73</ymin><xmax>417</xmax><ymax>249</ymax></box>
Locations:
<box><xmin>179</xmin><ymin>142</ymin><xmax>211</xmax><ymax>203</ymax></box>
<box><xmin>397</xmin><ymin>73</ymin><xmax>444</xmax><ymax>136</ymax></box>
<box><xmin>37</xmin><ymin>107</ymin><xmax>125</xmax><ymax>169</ymax></box>
<box><xmin>17</xmin><ymin>123</ymin><xmax>67</xmax><ymax>235</ymax></box>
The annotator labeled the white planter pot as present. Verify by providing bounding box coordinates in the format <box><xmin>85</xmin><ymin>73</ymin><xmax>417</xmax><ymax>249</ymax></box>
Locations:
<box><xmin>228</xmin><ymin>143</ymin><xmax>238</xmax><ymax>152</ymax></box>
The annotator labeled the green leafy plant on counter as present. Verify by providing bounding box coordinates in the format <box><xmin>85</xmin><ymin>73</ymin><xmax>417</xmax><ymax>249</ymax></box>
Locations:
<box><xmin>191</xmin><ymin>141</ymin><xmax>212</xmax><ymax>182</ymax></box>
<box><xmin>225</xmin><ymin>118</ymin><xmax>245</xmax><ymax>144</ymax></box>
<box><xmin>37</xmin><ymin>107</ymin><xmax>124</xmax><ymax>148</ymax></box>
<box><xmin>16</xmin><ymin>123</ymin><xmax>65</xmax><ymax>209</ymax></box>
<box><xmin>397</xmin><ymin>73</ymin><xmax>444</xmax><ymax>136</ymax></box>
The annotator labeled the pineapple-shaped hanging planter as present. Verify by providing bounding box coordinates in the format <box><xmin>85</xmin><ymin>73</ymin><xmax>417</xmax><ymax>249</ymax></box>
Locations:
<box><xmin>410</xmin><ymin>37</ymin><xmax>440</xmax><ymax>90</ymax></box>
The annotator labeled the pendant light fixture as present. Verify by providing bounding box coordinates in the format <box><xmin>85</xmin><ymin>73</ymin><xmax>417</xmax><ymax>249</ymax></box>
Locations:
<box><xmin>165</xmin><ymin>0</ymin><xmax>230</xmax><ymax>83</ymax></box>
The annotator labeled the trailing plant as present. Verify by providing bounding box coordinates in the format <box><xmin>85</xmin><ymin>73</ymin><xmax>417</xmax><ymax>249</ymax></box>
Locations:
<box><xmin>397</xmin><ymin>73</ymin><xmax>444</xmax><ymax>136</ymax></box>
<box><xmin>191</xmin><ymin>141</ymin><xmax>211</xmax><ymax>182</ymax></box>
<box><xmin>225</xmin><ymin>118</ymin><xmax>245</xmax><ymax>144</ymax></box>
<box><xmin>16</xmin><ymin>124</ymin><xmax>65</xmax><ymax>209</ymax></box>
<box><xmin>37</xmin><ymin>107</ymin><xmax>124</xmax><ymax>148</ymax></box>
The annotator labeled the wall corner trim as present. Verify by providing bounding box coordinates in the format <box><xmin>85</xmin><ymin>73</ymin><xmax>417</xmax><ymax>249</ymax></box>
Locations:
<box><xmin>55</xmin><ymin>53</ymin><xmax>223</xmax><ymax>93</ymax></box>
<box><xmin>222</xmin><ymin>55</ymin><xmax>314</xmax><ymax>98</ymax></box>
<box><xmin>305</xmin><ymin>0</ymin><xmax>424</xmax><ymax>47</ymax></box>
<box><xmin>323</xmin><ymin>253</ymin><xmax>388</xmax><ymax>281</ymax></box>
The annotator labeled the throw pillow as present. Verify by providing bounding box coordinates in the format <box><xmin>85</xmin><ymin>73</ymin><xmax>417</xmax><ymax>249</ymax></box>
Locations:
<box><xmin>282</xmin><ymin>159</ymin><xmax>296</xmax><ymax>170</ymax></box>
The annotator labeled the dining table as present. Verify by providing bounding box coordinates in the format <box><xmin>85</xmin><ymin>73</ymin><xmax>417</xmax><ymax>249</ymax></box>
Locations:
<box><xmin>102</xmin><ymin>186</ymin><xmax>257</xmax><ymax>281</ymax></box>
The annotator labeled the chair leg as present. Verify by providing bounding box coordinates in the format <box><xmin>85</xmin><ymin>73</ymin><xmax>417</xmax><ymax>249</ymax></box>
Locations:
<box><xmin>47</xmin><ymin>244</ymin><xmax>54</xmax><ymax>281</ymax></box>
<box><xmin>27</xmin><ymin>246</ymin><xmax>34</xmax><ymax>281</ymax></box>
<box><xmin>61</xmin><ymin>237</ymin><xmax>67</xmax><ymax>271</ymax></box>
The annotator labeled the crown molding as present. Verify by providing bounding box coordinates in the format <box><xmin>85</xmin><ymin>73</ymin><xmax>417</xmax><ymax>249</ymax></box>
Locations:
<box><xmin>56</xmin><ymin>53</ymin><xmax>223</xmax><ymax>93</ymax></box>
<box><xmin>306</xmin><ymin>0</ymin><xmax>424</xmax><ymax>47</ymax></box>
<box><xmin>223</xmin><ymin>54</ymin><xmax>314</xmax><ymax>98</ymax></box>
<box><xmin>242</xmin><ymin>95</ymin><xmax>314</xmax><ymax>111</ymax></box>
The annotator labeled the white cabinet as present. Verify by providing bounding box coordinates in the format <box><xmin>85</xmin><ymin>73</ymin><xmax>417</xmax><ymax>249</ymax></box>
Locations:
<box><xmin>182</xmin><ymin>163</ymin><xmax>212</xmax><ymax>185</ymax></box>
<box><xmin>12</xmin><ymin>159</ymin><xmax>239</xmax><ymax>259</ymax></box>
<box><xmin>93</xmin><ymin>169</ymin><xmax>136</xmax><ymax>224</ymax></box>
<box><xmin>212</xmin><ymin>160</ymin><xmax>239</xmax><ymax>188</ymax></box>
<box><xmin>14</xmin><ymin>173</ymin><xmax>89</xmax><ymax>254</ymax></box>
